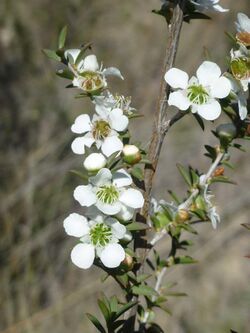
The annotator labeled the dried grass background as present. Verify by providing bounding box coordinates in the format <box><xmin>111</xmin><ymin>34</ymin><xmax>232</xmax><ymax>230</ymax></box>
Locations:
<box><xmin>0</xmin><ymin>0</ymin><xmax>249</xmax><ymax>332</ymax></box>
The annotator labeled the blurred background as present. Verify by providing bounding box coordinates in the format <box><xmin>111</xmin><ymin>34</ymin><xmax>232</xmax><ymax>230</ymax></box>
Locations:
<box><xmin>0</xmin><ymin>0</ymin><xmax>249</xmax><ymax>332</ymax></box>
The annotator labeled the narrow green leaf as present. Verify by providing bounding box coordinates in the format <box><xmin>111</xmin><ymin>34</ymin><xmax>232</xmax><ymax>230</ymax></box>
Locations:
<box><xmin>193</xmin><ymin>113</ymin><xmax>205</xmax><ymax>131</ymax></box>
<box><xmin>176</xmin><ymin>163</ymin><xmax>192</xmax><ymax>186</ymax></box>
<box><xmin>165</xmin><ymin>291</ymin><xmax>187</xmax><ymax>297</ymax></box>
<box><xmin>126</xmin><ymin>222</ymin><xmax>148</xmax><ymax>231</ymax></box>
<box><xmin>131</xmin><ymin>166</ymin><xmax>144</xmax><ymax>181</ymax></box>
<box><xmin>210</xmin><ymin>176</ymin><xmax>236</xmax><ymax>185</ymax></box>
<box><xmin>175</xmin><ymin>256</ymin><xmax>198</xmax><ymax>265</ymax></box>
<box><xmin>137</xmin><ymin>274</ymin><xmax>151</xmax><ymax>283</ymax></box>
<box><xmin>98</xmin><ymin>299</ymin><xmax>111</xmax><ymax>323</ymax></box>
<box><xmin>168</xmin><ymin>190</ymin><xmax>181</xmax><ymax>204</ymax></box>
<box><xmin>56</xmin><ymin>69</ymin><xmax>74</xmax><ymax>80</ymax></box>
<box><xmin>58</xmin><ymin>25</ymin><xmax>67</xmax><ymax>49</ymax></box>
<box><xmin>109</xmin><ymin>296</ymin><xmax>119</xmax><ymax>313</ymax></box>
<box><xmin>132</xmin><ymin>285</ymin><xmax>158</xmax><ymax>297</ymax></box>
<box><xmin>114</xmin><ymin>301</ymin><xmax>137</xmax><ymax>320</ymax></box>
<box><xmin>42</xmin><ymin>49</ymin><xmax>61</xmax><ymax>61</ymax></box>
<box><xmin>241</xmin><ymin>223</ymin><xmax>250</xmax><ymax>231</ymax></box>
<box><xmin>86</xmin><ymin>313</ymin><xmax>106</xmax><ymax>333</ymax></box>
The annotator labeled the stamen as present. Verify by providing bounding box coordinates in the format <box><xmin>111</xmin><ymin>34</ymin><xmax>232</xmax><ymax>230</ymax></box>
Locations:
<box><xmin>90</xmin><ymin>223</ymin><xmax>112</xmax><ymax>246</ymax></box>
<box><xmin>187</xmin><ymin>84</ymin><xmax>209</xmax><ymax>105</ymax></box>
<box><xmin>96</xmin><ymin>185</ymin><xmax>119</xmax><ymax>204</ymax></box>
<box><xmin>92</xmin><ymin>120</ymin><xmax>111</xmax><ymax>140</ymax></box>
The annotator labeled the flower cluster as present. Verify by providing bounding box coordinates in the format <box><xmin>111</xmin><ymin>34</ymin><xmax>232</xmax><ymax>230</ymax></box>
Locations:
<box><xmin>62</xmin><ymin>51</ymin><xmax>144</xmax><ymax>269</ymax></box>
<box><xmin>165</xmin><ymin>13</ymin><xmax>249</xmax><ymax>122</ymax></box>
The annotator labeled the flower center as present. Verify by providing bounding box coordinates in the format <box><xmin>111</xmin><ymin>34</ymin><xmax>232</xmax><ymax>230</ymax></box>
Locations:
<box><xmin>187</xmin><ymin>84</ymin><xmax>209</xmax><ymax>105</ymax></box>
<box><xmin>80</xmin><ymin>71</ymin><xmax>104</xmax><ymax>92</ymax></box>
<box><xmin>231</xmin><ymin>57</ymin><xmax>250</xmax><ymax>81</ymax></box>
<box><xmin>96</xmin><ymin>185</ymin><xmax>119</xmax><ymax>204</ymax></box>
<box><xmin>90</xmin><ymin>223</ymin><xmax>112</xmax><ymax>246</ymax></box>
<box><xmin>92</xmin><ymin>120</ymin><xmax>111</xmax><ymax>140</ymax></box>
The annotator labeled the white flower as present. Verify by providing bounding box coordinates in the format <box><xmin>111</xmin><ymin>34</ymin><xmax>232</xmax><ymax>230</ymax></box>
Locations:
<box><xmin>165</xmin><ymin>61</ymin><xmax>231</xmax><ymax>120</ymax></box>
<box><xmin>227</xmin><ymin>74</ymin><xmax>248</xmax><ymax>120</ymax></box>
<box><xmin>230</xmin><ymin>47</ymin><xmax>250</xmax><ymax>92</ymax></box>
<box><xmin>83</xmin><ymin>153</ymin><xmax>107</xmax><ymax>172</ymax></box>
<box><xmin>73</xmin><ymin>168</ymin><xmax>144</xmax><ymax>218</ymax></box>
<box><xmin>94</xmin><ymin>92</ymin><xmax>136</xmax><ymax>116</ymax></box>
<box><xmin>190</xmin><ymin>0</ymin><xmax>228</xmax><ymax>12</ymax></box>
<box><xmin>71</xmin><ymin>106</ymin><xmax>129</xmax><ymax>157</ymax></box>
<box><xmin>235</xmin><ymin>13</ymin><xmax>250</xmax><ymax>33</ymax></box>
<box><xmin>63</xmin><ymin>213</ymin><xmax>126</xmax><ymax>269</ymax></box>
<box><xmin>64</xmin><ymin>49</ymin><xmax>123</xmax><ymax>93</ymax></box>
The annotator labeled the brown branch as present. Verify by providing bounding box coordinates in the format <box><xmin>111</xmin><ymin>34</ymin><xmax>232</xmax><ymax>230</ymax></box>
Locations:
<box><xmin>124</xmin><ymin>2</ymin><xmax>186</xmax><ymax>331</ymax></box>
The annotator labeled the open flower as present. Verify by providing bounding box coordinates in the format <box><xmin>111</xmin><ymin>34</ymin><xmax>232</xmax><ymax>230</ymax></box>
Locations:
<box><xmin>190</xmin><ymin>0</ymin><xmax>228</xmax><ymax>12</ymax></box>
<box><xmin>63</xmin><ymin>213</ymin><xmax>126</xmax><ymax>269</ymax></box>
<box><xmin>71</xmin><ymin>106</ymin><xmax>128</xmax><ymax>157</ymax></box>
<box><xmin>64</xmin><ymin>49</ymin><xmax>123</xmax><ymax>94</ymax></box>
<box><xmin>235</xmin><ymin>13</ymin><xmax>250</xmax><ymax>46</ymax></box>
<box><xmin>165</xmin><ymin>61</ymin><xmax>231</xmax><ymax>120</ymax></box>
<box><xmin>73</xmin><ymin>168</ymin><xmax>144</xmax><ymax>218</ymax></box>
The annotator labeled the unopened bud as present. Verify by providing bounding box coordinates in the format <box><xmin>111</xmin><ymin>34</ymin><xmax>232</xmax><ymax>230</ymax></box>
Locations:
<box><xmin>175</xmin><ymin>209</ymin><xmax>190</xmax><ymax>224</ymax></box>
<box><xmin>236</xmin><ymin>32</ymin><xmax>250</xmax><ymax>47</ymax></box>
<box><xmin>83</xmin><ymin>153</ymin><xmax>106</xmax><ymax>172</ymax></box>
<box><xmin>194</xmin><ymin>195</ymin><xmax>206</xmax><ymax>211</ymax></box>
<box><xmin>121</xmin><ymin>254</ymin><xmax>134</xmax><ymax>270</ymax></box>
<box><xmin>122</xmin><ymin>145</ymin><xmax>141</xmax><ymax>165</ymax></box>
<box><xmin>216</xmin><ymin>123</ymin><xmax>237</xmax><ymax>146</ymax></box>
<box><xmin>231</xmin><ymin>56</ymin><xmax>250</xmax><ymax>80</ymax></box>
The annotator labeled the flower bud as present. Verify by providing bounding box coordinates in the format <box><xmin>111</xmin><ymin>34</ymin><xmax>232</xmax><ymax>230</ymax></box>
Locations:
<box><xmin>83</xmin><ymin>153</ymin><xmax>106</xmax><ymax>172</ymax></box>
<box><xmin>231</xmin><ymin>56</ymin><xmax>250</xmax><ymax>80</ymax></box>
<box><xmin>175</xmin><ymin>209</ymin><xmax>190</xmax><ymax>224</ymax></box>
<box><xmin>122</xmin><ymin>145</ymin><xmax>141</xmax><ymax>165</ymax></box>
<box><xmin>121</xmin><ymin>253</ymin><xmax>134</xmax><ymax>270</ymax></box>
<box><xmin>236</xmin><ymin>32</ymin><xmax>250</xmax><ymax>47</ymax></box>
<box><xmin>216</xmin><ymin>123</ymin><xmax>237</xmax><ymax>147</ymax></box>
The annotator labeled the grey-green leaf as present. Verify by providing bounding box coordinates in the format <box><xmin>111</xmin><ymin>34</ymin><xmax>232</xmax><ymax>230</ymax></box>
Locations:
<box><xmin>58</xmin><ymin>26</ymin><xmax>67</xmax><ymax>49</ymax></box>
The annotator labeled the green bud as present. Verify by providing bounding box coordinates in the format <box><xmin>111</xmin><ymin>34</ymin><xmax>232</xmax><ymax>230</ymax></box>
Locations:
<box><xmin>122</xmin><ymin>145</ymin><xmax>141</xmax><ymax>165</ymax></box>
<box><xmin>216</xmin><ymin>123</ymin><xmax>237</xmax><ymax>148</ymax></box>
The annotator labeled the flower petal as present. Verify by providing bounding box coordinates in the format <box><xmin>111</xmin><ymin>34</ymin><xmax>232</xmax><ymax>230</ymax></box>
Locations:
<box><xmin>64</xmin><ymin>49</ymin><xmax>81</xmax><ymax>63</ymax></box>
<box><xmin>236</xmin><ymin>13</ymin><xmax>250</xmax><ymax>33</ymax></box>
<box><xmin>103</xmin><ymin>67</ymin><xmax>124</xmax><ymax>80</ymax></box>
<box><xmin>71</xmin><ymin>114</ymin><xmax>92</xmax><ymax>134</ymax></box>
<box><xmin>101</xmin><ymin>136</ymin><xmax>123</xmax><ymax>157</ymax></box>
<box><xmin>100</xmin><ymin>243</ymin><xmax>125</xmax><ymax>268</ymax></box>
<box><xmin>168</xmin><ymin>91</ymin><xmax>190</xmax><ymax>110</ymax></box>
<box><xmin>196</xmin><ymin>100</ymin><xmax>221</xmax><ymax>121</ymax></box>
<box><xmin>71</xmin><ymin>137</ymin><xmax>94</xmax><ymax>155</ymax></box>
<box><xmin>210</xmin><ymin>76</ymin><xmax>231</xmax><ymax>99</ymax></box>
<box><xmin>164</xmin><ymin>68</ymin><xmax>189</xmax><ymax>89</ymax></box>
<box><xmin>106</xmin><ymin>218</ymin><xmax>127</xmax><ymax>239</ymax></box>
<box><xmin>90</xmin><ymin>168</ymin><xmax>112</xmax><ymax>187</ymax></box>
<box><xmin>71</xmin><ymin>243</ymin><xmax>95</xmax><ymax>269</ymax></box>
<box><xmin>119</xmin><ymin>189</ymin><xmax>144</xmax><ymax>209</ymax></box>
<box><xmin>83</xmin><ymin>55</ymin><xmax>99</xmax><ymax>72</ymax></box>
<box><xmin>63</xmin><ymin>213</ymin><xmax>90</xmax><ymax>237</ymax></box>
<box><xmin>96</xmin><ymin>201</ymin><xmax>122</xmax><ymax>215</ymax></box>
<box><xmin>74</xmin><ymin>185</ymin><xmax>96</xmax><ymax>207</ymax></box>
<box><xmin>109</xmin><ymin>108</ymin><xmax>129</xmax><ymax>132</ymax></box>
<box><xmin>196</xmin><ymin>61</ymin><xmax>221</xmax><ymax>86</ymax></box>
<box><xmin>113</xmin><ymin>169</ymin><xmax>132</xmax><ymax>188</ymax></box>
<box><xmin>115</xmin><ymin>204</ymin><xmax>134</xmax><ymax>221</ymax></box>
<box><xmin>238</xmin><ymin>92</ymin><xmax>248</xmax><ymax>120</ymax></box>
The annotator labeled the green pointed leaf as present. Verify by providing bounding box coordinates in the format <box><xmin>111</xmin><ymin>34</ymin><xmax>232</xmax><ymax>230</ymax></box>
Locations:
<box><xmin>137</xmin><ymin>274</ymin><xmax>151</xmax><ymax>283</ymax></box>
<box><xmin>43</xmin><ymin>49</ymin><xmax>61</xmax><ymax>61</ymax></box>
<box><xmin>241</xmin><ymin>223</ymin><xmax>250</xmax><ymax>231</ymax></box>
<box><xmin>165</xmin><ymin>291</ymin><xmax>187</xmax><ymax>297</ymax></box>
<box><xmin>109</xmin><ymin>296</ymin><xmax>119</xmax><ymax>313</ymax></box>
<box><xmin>132</xmin><ymin>284</ymin><xmax>158</xmax><ymax>297</ymax></box>
<box><xmin>86</xmin><ymin>313</ymin><xmax>106</xmax><ymax>333</ymax></box>
<box><xmin>98</xmin><ymin>299</ymin><xmax>111</xmax><ymax>323</ymax></box>
<box><xmin>168</xmin><ymin>190</ymin><xmax>181</xmax><ymax>204</ymax></box>
<box><xmin>56</xmin><ymin>69</ymin><xmax>74</xmax><ymax>80</ymax></box>
<box><xmin>175</xmin><ymin>256</ymin><xmax>198</xmax><ymax>265</ymax></box>
<box><xmin>210</xmin><ymin>176</ymin><xmax>236</xmax><ymax>185</ymax></box>
<box><xmin>58</xmin><ymin>26</ymin><xmax>67</xmax><ymax>49</ymax></box>
<box><xmin>193</xmin><ymin>113</ymin><xmax>205</xmax><ymax>130</ymax></box>
<box><xmin>176</xmin><ymin>163</ymin><xmax>192</xmax><ymax>186</ymax></box>
<box><xmin>114</xmin><ymin>301</ymin><xmax>137</xmax><ymax>320</ymax></box>
<box><xmin>126</xmin><ymin>222</ymin><xmax>149</xmax><ymax>231</ymax></box>
<box><xmin>131</xmin><ymin>166</ymin><xmax>144</xmax><ymax>181</ymax></box>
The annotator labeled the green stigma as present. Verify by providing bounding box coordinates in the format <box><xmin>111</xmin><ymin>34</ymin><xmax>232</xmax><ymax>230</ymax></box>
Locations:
<box><xmin>96</xmin><ymin>185</ymin><xmax>119</xmax><ymax>204</ymax></box>
<box><xmin>187</xmin><ymin>84</ymin><xmax>209</xmax><ymax>105</ymax></box>
<box><xmin>92</xmin><ymin>120</ymin><xmax>111</xmax><ymax>140</ymax></box>
<box><xmin>90</xmin><ymin>223</ymin><xmax>112</xmax><ymax>246</ymax></box>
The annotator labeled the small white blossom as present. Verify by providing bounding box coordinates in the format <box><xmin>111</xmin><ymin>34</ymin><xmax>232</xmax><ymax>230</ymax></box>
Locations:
<box><xmin>63</xmin><ymin>213</ymin><xmax>126</xmax><ymax>269</ymax></box>
<box><xmin>165</xmin><ymin>61</ymin><xmax>231</xmax><ymax>120</ymax></box>
<box><xmin>71</xmin><ymin>106</ymin><xmax>129</xmax><ymax>157</ymax></box>
<box><xmin>190</xmin><ymin>0</ymin><xmax>228</xmax><ymax>12</ymax></box>
<box><xmin>73</xmin><ymin>168</ymin><xmax>144</xmax><ymax>218</ymax></box>
<box><xmin>64</xmin><ymin>49</ymin><xmax>123</xmax><ymax>93</ymax></box>
<box><xmin>83</xmin><ymin>153</ymin><xmax>107</xmax><ymax>172</ymax></box>
<box><xmin>94</xmin><ymin>92</ymin><xmax>136</xmax><ymax>116</ymax></box>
